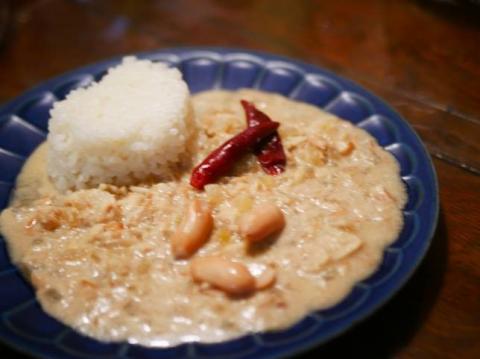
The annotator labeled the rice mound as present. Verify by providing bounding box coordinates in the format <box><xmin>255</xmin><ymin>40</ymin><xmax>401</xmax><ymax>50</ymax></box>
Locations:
<box><xmin>47</xmin><ymin>56</ymin><xmax>192</xmax><ymax>191</ymax></box>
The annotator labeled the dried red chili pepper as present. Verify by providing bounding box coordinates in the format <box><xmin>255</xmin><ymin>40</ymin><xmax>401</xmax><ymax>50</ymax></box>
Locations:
<box><xmin>240</xmin><ymin>100</ymin><xmax>286</xmax><ymax>175</ymax></box>
<box><xmin>190</xmin><ymin>121</ymin><xmax>280</xmax><ymax>190</ymax></box>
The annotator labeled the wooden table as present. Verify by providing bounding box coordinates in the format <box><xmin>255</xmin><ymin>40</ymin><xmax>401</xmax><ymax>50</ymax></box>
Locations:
<box><xmin>1</xmin><ymin>1</ymin><xmax>479</xmax><ymax>358</ymax></box>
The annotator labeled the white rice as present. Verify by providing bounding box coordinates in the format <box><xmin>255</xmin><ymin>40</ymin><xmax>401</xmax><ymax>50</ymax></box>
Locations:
<box><xmin>47</xmin><ymin>56</ymin><xmax>192</xmax><ymax>191</ymax></box>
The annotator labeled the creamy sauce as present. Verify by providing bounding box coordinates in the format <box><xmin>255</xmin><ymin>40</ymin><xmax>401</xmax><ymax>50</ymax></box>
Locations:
<box><xmin>0</xmin><ymin>90</ymin><xmax>406</xmax><ymax>346</ymax></box>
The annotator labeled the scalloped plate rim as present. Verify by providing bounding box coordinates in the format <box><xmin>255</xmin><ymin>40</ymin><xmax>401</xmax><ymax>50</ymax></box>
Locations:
<box><xmin>0</xmin><ymin>47</ymin><xmax>439</xmax><ymax>359</ymax></box>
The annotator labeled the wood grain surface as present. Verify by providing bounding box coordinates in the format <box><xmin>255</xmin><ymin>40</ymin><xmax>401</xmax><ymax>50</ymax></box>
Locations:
<box><xmin>0</xmin><ymin>0</ymin><xmax>479</xmax><ymax>358</ymax></box>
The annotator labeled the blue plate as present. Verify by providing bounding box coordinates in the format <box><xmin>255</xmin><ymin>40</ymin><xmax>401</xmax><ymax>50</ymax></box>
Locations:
<box><xmin>0</xmin><ymin>48</ymin><xmax>438</xmax><ymax>359</ymax></box>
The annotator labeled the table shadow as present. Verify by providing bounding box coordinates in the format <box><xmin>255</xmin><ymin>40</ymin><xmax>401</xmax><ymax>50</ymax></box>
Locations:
<box><xmin>413</xmin><ymin>0</ymin><xmax>480</xmax><ymax>27</ymax></box>
<box><xmin>302</xmin><ymin>207</ymin><xmax>448</xmax><ymax>358</ymax></box>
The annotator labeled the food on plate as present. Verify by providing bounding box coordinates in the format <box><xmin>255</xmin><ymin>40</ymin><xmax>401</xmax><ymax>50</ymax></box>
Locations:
<box><xmin>0</xmin><ymin>57</ymin><xmax>406</xmax><ymax>346</ymax></box>
<box><xmin>171</xmin><ymin>199</ymin><xmax>213</xmax><ymax>259</ymax></box>
<box><xmin>190</xmin><ymin>256</ymin><xmax>257</xmax><ymax>296</ymax></box>
<box><xmin>239</xmin><ymin>203</ymin><xmax>286</xmax><ymax>244</ymax></box>
<box><xmin>190</xmin><ymin>119</ymin><xmax>279</xmax><ymax>190</ymax></box>
<box><xmin>241</xmin><ymin>99</ymin><xmax>286</xmax><ymax>175</ymax></box>
<box><xmin>47</xmin><ymin>56</ymin><xmax>191</xmax><ymax>191</ymax></box>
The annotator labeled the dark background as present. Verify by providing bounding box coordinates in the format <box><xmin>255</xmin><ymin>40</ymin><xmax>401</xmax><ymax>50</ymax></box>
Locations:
<box><xmin>0</xmin><ymin>1</ymin><xmax>479</xmax><ymax>358</ymax></box>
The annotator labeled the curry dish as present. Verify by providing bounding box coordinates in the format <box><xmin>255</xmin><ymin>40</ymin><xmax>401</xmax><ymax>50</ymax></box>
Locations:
<box><xmin>0</xmin><ymin>89</ymin><xmax>406</xmax><ymax>346</ymax></box>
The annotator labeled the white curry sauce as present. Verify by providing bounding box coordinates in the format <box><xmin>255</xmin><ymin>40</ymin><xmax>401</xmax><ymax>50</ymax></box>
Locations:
<box><xmin>0</xmin><ymin>90</ymin><xmax>406</xmax><ymax>346</ymax></box>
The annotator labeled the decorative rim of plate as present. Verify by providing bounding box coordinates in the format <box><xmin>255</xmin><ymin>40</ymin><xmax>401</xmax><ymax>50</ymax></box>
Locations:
<box><xmin>0</xmin><ymin>47</ymin><xmax>439</xmax><ymax>359</ymax></box>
